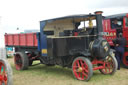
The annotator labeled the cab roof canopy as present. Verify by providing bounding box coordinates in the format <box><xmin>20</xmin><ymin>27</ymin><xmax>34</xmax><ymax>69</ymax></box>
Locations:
<box><xmin>40</xmin><ymin>14</ymin><xmax>96</xmax><ymax>31</ymax></box>
<box><xmin>41</xmin><ymin>14</ymin><xmax>96</xmax><ymax>22</ymax></box>
<box><xmin>105</xmin><ymin>13</ymin><xmax>128</xmax><ymax>19</ymax></box>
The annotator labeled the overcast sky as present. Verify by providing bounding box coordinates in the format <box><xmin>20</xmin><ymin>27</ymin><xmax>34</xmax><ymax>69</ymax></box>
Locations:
<box><xmin>0</xmin><ymin>0</ymin><xmax>128</xmax><ymax>33</ymax></box>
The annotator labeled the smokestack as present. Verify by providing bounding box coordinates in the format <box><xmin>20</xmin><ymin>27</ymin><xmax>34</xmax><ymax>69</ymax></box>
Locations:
<box><xmin>95</xmin><ymin>11</ymin><xmax>103</xmax><ymax>15</ymax></box>
<box><xmin>95</xmin><ymin>11</ymin><xmax>103</xmax><ymax>37</ymax></box>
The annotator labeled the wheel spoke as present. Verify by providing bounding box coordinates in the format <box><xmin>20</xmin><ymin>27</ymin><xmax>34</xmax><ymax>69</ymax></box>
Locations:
<box><xmin>102</xmin><ymin>56</ymin><xmax>114</xmax><ymax>74</ymax></box>
<box><xmin>82</xmin><ymin>71</ymin><xmax>88</xmax><ymax>78</ymax></box>
<box><xmin>99</xmin><ymin>55</ymin><xmax>117</xmax><ymax>75</ymax></box>
<box><xmin>83</xmin><ymin>61</ymin><xmax>87</xmax><ymax>67</ymax></box>
<box><xmin>73</xmin><ymin>69</ymin><xmax>78</xmax><ymax>72</ymax></box>
<box><xmin>73</xmin><ymin>66</ymin><xmax>78</xmax><ymax>69</ymax></box>
<box><xmin>105</xmin><ymin>67</ymin><xmax>107</xmax><ymax>73</ymax></box>
<box><xmin>83</xmin><ymin>68</ymin><xmax>88</xmax><ymax>73</ymax></box>
<box><xmin>107</xmin><ymin>63</ymin><xmax>111</xmax><ymax>73</ymax></box>
<box><xmin>106</xmin><ymin>57</ymin><xmax>113</xmax><ymax>73</ymax></box>
<box><xmin>77</xmin><ymin>60</ymin><xmax>80</xmax><ymax>67</ymax></box>
<box><xmin>78</xmin><ymin>72</ymin><xmax>81</xmax><ymax>78</ymax></box>
<box><xmin>80</xmin><ymin>60</ymin><xmax>84</xmax><ymax>68</ymax></box>
<box><xmin>74</xmin><ymin>71</ymin><xmax>78</xmax><ymax>78</ymax></box>
<box><xmin>82</xmin><ymin>73</ymin><xmax>85</xmax><ymax>79</ymax></box>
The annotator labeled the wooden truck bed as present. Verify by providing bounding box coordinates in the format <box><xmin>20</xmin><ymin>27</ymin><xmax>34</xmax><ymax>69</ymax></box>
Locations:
<box><xmin>5</xmin><ymin>33</ymin><xmax>38</xmax><ymax>47</ymax></box>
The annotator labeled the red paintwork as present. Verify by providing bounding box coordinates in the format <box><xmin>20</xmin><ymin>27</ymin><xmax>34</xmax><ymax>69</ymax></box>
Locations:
<box><xmin>72</xmin><ymin>58</ymin><xmax>89</xmax><ymax>80</ymax></box>
<box><xmin>103</xmin><ymin>15</ymin><xmax>128</xmax><ymax>47</ymax></box>
<box><xmin>103</xmin><ymin>19</ymin><xmax>116</xmax><ymax>46</ymax></box>
<box><xmin>0</xmin><ymin>62</ymin><xmax>8</xmax><ymax>84</ymax></box>
<box><xmin>74</xmin><ymin>32</ymin><xmax>78</xmax><ymax>36</ymax></box>
<box><xmin>122</xmin><ymin>52</ymin><xmax>128</xmax><ymax>66</ymax></box>
<box><xmin>92</xmin><ymin>56</ymin><xmax>114</xmax><ymax>74</ymax></box>
<box><xmin>5</xmin><ymin>33</ymin><xmax>38</xmax><ymax>47</ymax></box>
<box><xmin>92</xmin><ymin>58</ymin><xmax>105</xmax><ymax>70</ymax></box>
<box><xmin>123</xmin><ymin>17</ymin><xmax>128</xmax><ymax>47</ymax></box>
<box><xmin>103</xmin><ymin>14</ymin><xmax>128</xmax><ymax>68</ymax></box>
<box><xmin>72</xmin><ymin>56</ymin><xmax>114</xmax><ymax>80</ymax></box>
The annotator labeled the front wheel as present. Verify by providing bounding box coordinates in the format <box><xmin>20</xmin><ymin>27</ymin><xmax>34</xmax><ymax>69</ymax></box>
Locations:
<box><xmin>72</xmin><ymin>57</ymin><xmax>93</xmax><ymax>81</ymax></box>
<box><xmin>99</xmin><ymin>52</ymin><xmax>117</xmax><ymax>75</ymax></box>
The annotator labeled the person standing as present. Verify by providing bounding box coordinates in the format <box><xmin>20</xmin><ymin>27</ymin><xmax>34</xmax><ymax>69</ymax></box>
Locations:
<box><xmin>112</xmin><ymin>19</ymin><xmax>120</xmax><ymax>29</ymax></box>
<box><xmin>114</xmin><ymin>33</ymin><xmax>127</xmax><ymax>70</ymax></box>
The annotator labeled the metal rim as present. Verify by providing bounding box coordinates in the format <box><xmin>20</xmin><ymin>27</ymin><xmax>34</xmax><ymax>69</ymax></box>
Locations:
<box><xmin>72</xmin><ymin>58</ymin><xmax>89</xmax><ymax>80</ymax></box>
<box><xmin>0</xmin><ymin>62</ymin><xmax>7</xmax><ymax>85</ymax></box>
<box><xmin>123</xmin><ymin>56</ymin><xmax>128</xmax><ymax>66</ymax></box>
<box><xmin>122</xmin><ymin>53</ymin><xmax>128</xmax><ymax>66</ymax></box>
<box><xmin>14</xmin><ymin>54</ymin><xmax>23</xmax><ymax>70</ymax></box>
<box><xmin>100</xmin><ymin>56</ymin><xmax>114</xmax><ymax>74</ymax></box>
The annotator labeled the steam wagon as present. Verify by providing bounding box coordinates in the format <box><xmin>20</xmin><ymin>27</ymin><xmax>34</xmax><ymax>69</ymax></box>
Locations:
<box><xmin>103</xmin><ymin>13</ymin><xmax>128</xmax><ymax>68</ymax></box>
<box><xmin>5</xmin><ymin>11</ymin><xmax>117</xmax><ymax>81</ymax></box>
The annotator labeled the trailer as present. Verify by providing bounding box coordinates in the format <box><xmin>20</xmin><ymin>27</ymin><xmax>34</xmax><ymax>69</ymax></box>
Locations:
<box><xmin>103</xmin><ymin>13</ymin><xmax>128</xmax><ymax>68</ymax></box>
<box><xmin>5</xmin><ymin>11</ymin><xmax>117</xmax><ymax>81</ymax></box>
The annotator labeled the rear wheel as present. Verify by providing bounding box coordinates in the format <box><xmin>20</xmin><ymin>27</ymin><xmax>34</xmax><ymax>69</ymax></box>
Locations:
<box><xmin>122</xmin><ymin>52</ymin><xmax>128</xmax><ymax>68</ymax></box>
<box><xmin>14</xmin><ymin>52</ymin><xmax>29</xmax><ymax>70</ymax></box>
<box><xmin>99</xmin><ymin>52</ymin><xmax>117</xmax><ymax>75</ymax></box>
<box><xmin>29</xmin><ymin>60</ymin><xmax>33</xmax><ymax>66</ymax></box>
<box><xmin>0</xmin><ymin>59</ymin><xmax>13</xmax><ymax>85</ymax></box>
<box><xmin>72</xmin><ymin>57</ymin><xmax>93</xmax><ymax>81</ymax></box>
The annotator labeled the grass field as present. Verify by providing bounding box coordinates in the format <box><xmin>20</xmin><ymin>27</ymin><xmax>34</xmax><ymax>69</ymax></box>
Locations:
<box><xmin>7</xmin><ymin>57</ymin><xmax>128</xmax><ymax>85</ymax></box>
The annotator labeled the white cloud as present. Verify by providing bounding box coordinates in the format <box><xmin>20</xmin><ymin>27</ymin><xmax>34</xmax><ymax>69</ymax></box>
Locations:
<box><xmin>0</xmin><ymin>0</ymin><xmax>128</xmax><ymax>33</ymax></box>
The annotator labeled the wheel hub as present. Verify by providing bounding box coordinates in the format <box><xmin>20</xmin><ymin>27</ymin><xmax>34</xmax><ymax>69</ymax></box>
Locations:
<box><xmin>104</xmin><ymin>46</ymin><xmax>108</xmax><ymax>52</ymax></box>
<box><xmin>77</xmin><ymin>67</ymin><xmax>83</xmax><ymax>72</ymax></box>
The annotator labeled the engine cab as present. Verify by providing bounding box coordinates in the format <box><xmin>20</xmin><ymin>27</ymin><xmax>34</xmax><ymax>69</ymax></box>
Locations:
<box><xmin>38</xmin><ymin>11</ymin><xmax>109</xmax><ymax>59</ymax></box>
<box><xmin>103</xmin><ymin>13</ymin><xmax>128</xmax><ymax>47</ymax></box>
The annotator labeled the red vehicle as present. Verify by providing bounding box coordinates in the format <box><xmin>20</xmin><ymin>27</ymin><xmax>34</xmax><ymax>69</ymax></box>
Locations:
<box><xmin>103</xmin><ymin>13</ymin><xmax>128</xmax><ymax>68</ymax></box>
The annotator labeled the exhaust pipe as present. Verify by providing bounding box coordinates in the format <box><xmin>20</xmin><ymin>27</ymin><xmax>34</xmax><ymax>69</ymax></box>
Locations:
<box><xmin>95</xmin><ymin>11</ymin><xmax>103</xmax><ymax>37</ymax></box>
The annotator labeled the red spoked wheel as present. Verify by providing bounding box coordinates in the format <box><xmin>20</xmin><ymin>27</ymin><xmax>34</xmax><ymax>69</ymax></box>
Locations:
<box><xmin>72</xmin><ymin>57</ymin><xmax>93</xmax><ymax>81</ymax></box>
<box><xmin>99</xmin><ymin>53</ymin><xmax>117</xmax><ymax>75</ymax></box>
<box><xmin>122</xmin><ymin>52</ymin><xmax>128</xmax><ymax>68</ymax></box>
<box><xmin>0</xmin><ymin>61</ymin><xmax>7</xmax><ymax>85</ymax></box>
<box><xmin>14</xmin><ymin>52</ymin><xmax>29</xmax><ymax>70</ymax></box>
<box><xmin>0</xmin><ymin>59</ymin><xmax>13</xmax><ymax>85</ymax></box>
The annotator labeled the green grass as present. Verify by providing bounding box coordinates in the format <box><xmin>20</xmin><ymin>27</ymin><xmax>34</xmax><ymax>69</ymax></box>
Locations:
<box><xmin>8</xmin><ymin>58</ymin><xmax>128</xmax><ymax>85</ymax></box>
